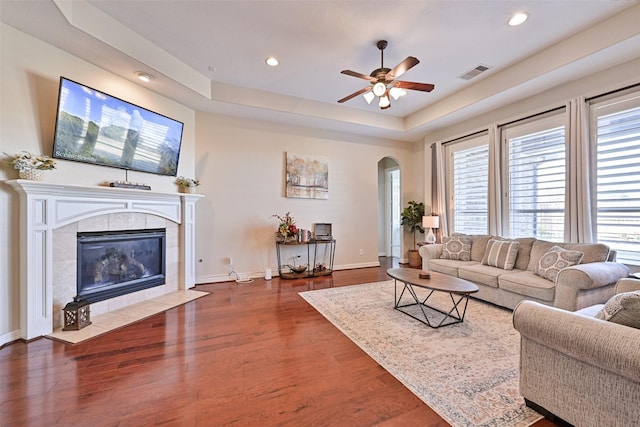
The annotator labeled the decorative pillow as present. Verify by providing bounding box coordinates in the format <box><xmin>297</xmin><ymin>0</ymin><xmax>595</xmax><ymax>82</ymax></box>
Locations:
<box><xmin>440</xmin><ymin>235</ymin><xmax>472</xmax><ymax>261</ymax></box>
<box><xmin>482</xmin><ymin>239</ymin><xmax>520</xmax><ymax>270</ymax></box>
<box><xmin>533</xmin><ymin>246</ymin><xmax>584</xmax><ymax>282</ymax></box>
<box><xmin>595</xmin><ymin>291</ymin><xmax>640</xmax><ymax>329</ymax></box>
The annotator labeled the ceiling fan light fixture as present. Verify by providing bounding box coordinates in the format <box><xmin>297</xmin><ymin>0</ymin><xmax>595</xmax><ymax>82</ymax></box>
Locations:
<box><xmin>363</xmin><ymin>91</ymin><xmax>375</xmax><ymax>104</ymax></box>
<box><xmin>389</xmin><ymin>87</ymin><xmax>407</xmax><ymax>100</ymax></box>
<box><xmin>372</xmin><ymin>82</ymin><xmax>387</xmax><ymax>97</ymax></box>
<box><xmin>338</xmin><ymin>40</ymin><xmax>433</xmax><ymax>110</ymax></box>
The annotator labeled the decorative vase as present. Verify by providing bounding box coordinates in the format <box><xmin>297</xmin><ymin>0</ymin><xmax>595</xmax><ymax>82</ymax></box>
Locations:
<box><xmin>19</xmin><ymin>169</ymin><xmax>44</xmax><ymax>181</ymax></box>
<box><xmin>180</xmin><ymin>186</ymin><xmax>196</xmax><ymax>194</ymax></box>
<box><xmin>408</xmin><ymin>250</ymin><xmax>421</xmax><ymax>268</ymax></box>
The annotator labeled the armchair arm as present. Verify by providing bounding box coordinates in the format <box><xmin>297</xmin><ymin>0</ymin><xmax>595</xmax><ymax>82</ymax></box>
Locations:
<box><xmin>418</xmin><ymin>243</ymin><xmax>443</xmax><ymax>270</ymax></box>
<box><xmin>554</xmin><ymin>262</ymin><xmax>629</xmax><ymax>310</ymax></box>
<box><xmin>513</xmin><ymin>301</ymin><xmax>640</xmax><ymax>383</ymax></box>
<box><xmin>616</xmin><ymin>277</ymin><xmax>640</xmax><ymax>294</ymax></box>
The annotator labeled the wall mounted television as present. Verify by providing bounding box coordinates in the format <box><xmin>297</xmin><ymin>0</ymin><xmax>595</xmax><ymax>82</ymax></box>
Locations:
<box><xmin>52</xmin><ymin>77</ymin><xmax>184</xmax><ymax>176</ymax></box>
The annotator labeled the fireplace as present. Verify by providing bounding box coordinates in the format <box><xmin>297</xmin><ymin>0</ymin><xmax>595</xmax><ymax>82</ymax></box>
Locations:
<box><xmin>8</xmin><ymin>180</ymin><xmax>203</xmax><ymax>340</ymax></box>
<box><xmin>77</xmin><ymin>229</ymin><xmax>166</xmax><ymax>304</ymax></box>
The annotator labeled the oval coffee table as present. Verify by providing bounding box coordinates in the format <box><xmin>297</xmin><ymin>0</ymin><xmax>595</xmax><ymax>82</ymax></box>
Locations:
<box><xmin>387</xmin><ymin>268</ymin><xmax>479</xmax><ymax>328</ymax></box>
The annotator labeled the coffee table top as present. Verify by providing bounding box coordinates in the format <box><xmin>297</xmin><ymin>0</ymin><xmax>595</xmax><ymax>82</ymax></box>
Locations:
<box><xmin>387</xmin><ymin>268</ymin><xmax>479</xmax><ymax>294</ymax></box>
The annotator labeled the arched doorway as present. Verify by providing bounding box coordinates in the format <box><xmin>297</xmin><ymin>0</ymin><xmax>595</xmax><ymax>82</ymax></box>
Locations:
<box><xmin>378</xmin><ymin>157</ymin><xmax>400</xmax><ymax>259</ymax></box>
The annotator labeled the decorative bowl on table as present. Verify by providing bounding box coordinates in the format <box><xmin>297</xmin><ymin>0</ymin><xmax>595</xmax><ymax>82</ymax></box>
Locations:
<box><xmin>290</xmin><ymin>265</ymin><xmax>307</xmax><ymax>274</ymax></box>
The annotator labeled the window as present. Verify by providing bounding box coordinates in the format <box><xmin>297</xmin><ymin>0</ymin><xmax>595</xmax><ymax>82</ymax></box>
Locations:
<box><xmin>446</xmin><ymin>135</ymin><xmax>489</xmax><ymax>234</ymax></box>
<box><xmin>503</xmin><ymin>115</ymin><xmax>566</xmax><ymax>240</ymax></box>
<box><xmin>592</xmin><ymin>92</ymin><xmax>640</xmax><ymax>265</ymax></box>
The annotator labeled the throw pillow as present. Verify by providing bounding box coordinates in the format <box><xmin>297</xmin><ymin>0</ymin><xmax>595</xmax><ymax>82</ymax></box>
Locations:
<box><xmin>595</xmin><ymin>291</ymin><xmax>640</xmax><ymax>329</ymax></box>
<box><xmin>482</xmin><ymin>239</ymin><xmax>520</xmax><ymax>270</ymax></box>
<box><xmin>533</xmin><ymin>246</ymin><xmax>584</xmax><ymax>282</ymax></box>
<box><xmin>440</xmin><ymin>235</ymin><xmax>472</xmax><ymax>261</ymax></box>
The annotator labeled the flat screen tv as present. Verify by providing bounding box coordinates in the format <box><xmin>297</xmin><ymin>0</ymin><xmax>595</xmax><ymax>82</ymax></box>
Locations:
<box><xmin>52</xmin><ymin>77</ymin><xmax>184</xmax><ymax>176</ymax></box>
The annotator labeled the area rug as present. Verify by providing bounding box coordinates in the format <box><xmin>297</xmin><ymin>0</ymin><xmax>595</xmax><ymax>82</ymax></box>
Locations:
<box><xmin>299</xmin><ymin>280</ymin><xmax>542</xmax><ymax>427</ymax></box>
<box><xmin>47</xmin><ymin>289</ymin><xmax>208</xmax><ymax>345</ymax></box>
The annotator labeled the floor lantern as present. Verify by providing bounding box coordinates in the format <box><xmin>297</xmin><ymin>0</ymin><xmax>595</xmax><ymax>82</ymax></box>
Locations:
<box><xmin>62</xmin><ymin>296</ymin><xmax>92</xmax><ymax>331</ymax></box>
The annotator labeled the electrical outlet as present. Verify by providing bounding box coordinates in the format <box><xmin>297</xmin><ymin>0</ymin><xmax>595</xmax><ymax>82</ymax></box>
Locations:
<box><xmin>359</xmin><ymin>249</ymin><xmax>364</xmax><ymax>256</ymax></box>
<box><xmin>224</xmin><ymin>257</ymin><xmax>233</xmax><ymax>265</ymax></box>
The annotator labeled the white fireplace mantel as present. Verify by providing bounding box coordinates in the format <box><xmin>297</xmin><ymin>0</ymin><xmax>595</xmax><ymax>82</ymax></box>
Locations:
<box><xmin>7</xmin><ymin>180</ymin><xmax>203</xmax><ymax>340</ymax></box>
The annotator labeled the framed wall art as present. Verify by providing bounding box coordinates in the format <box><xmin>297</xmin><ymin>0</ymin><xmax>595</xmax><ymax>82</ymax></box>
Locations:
<box><xmin>286</xmin><ymin>152</ymin><xmax>328</xmax><ymax>199</ymax></box>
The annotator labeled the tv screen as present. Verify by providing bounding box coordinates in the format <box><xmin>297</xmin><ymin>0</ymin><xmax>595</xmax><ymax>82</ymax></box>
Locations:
<box><xmin>52</xmin><ymin>77</ymin><xmax>183</xmax><ymax>176</ymax></box>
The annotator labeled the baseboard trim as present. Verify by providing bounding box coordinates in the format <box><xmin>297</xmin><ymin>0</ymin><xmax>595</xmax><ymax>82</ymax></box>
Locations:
<box><xmin>334</xmin><ymin>261</ymin><xmax>380</xmax><ymax>270</ymax></box>
<box><xmin>0</xmin><ymin>330</ymin><xmax>22</xmax><ymax>348</ymax></box>
<box><xmin>196</xmin><ymin>262</ymin><xmax>382</xmax><ymax>285</ymax></box>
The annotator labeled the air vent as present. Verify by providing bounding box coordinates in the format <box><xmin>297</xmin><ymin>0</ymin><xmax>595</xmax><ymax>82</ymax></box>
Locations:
<box><xmin>458</xmin><ymin>64</ymin><xmax>491</xmax><ymax>80</ymax></box>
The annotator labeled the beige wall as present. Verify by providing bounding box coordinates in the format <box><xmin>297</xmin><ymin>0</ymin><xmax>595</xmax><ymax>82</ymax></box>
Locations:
<box><xmin>193</xmin><ymin>113</ymin><xmax>421</xmax><ymax>282</ymax></box>
<box><xmin>423</xmin><ymin>57</ymin><xmax>640</xmax><ymax>144</ymax></box>
<box><xmin>0</xmin><ymin>24</ymin><xmax>195</xmax><ymax>344</ymax></box>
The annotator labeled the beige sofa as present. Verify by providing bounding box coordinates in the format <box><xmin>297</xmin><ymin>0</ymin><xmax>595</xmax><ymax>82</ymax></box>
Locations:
<box><xmin>419</xmin><ymin>235</ymin><xmax>629</xmax><ymax>310</ymax></box>
<box><xmin>513</xmin><ymin>278</ymin><xmax>640</xmax><ymax>426</ymax></box>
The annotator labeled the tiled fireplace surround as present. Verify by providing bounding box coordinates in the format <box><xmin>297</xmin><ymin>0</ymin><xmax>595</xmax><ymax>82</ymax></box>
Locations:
<box><xmin>8</xmin><ymin>180</ymin><xmax>202</xmax><ymax>340</ymax></box>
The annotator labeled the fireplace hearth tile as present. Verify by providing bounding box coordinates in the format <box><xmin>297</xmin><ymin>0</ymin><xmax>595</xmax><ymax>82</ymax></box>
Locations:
<box><xmin>46</xmin><ymin>289</ymin><xmax>208</xmax><ymax>345</ymax></box>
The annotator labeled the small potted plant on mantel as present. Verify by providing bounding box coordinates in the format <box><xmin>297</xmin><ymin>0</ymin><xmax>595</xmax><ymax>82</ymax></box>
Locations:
<box><xmin>400</xmin><ymin>200</ymin><xmax>425</xmax><ymax>268</ymax></box>
<box><xmin>174</xmin><ymin>176</ymin><xmax>200</xmax><ymax>193</ymax></box>
<box><xmin>4</xmin><ymin>151</ymin><xmax>56</xmax><ymax>181</ymax></box>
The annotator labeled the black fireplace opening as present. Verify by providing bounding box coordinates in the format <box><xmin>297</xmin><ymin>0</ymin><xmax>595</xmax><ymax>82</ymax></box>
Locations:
<box><xmin>77</xmin><ymin>228</ymin><xmax>166</xmax><ymax>304</ymax></box>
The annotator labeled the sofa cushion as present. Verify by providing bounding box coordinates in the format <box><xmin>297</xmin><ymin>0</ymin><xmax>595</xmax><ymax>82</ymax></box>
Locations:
<box><xmin>429</xmin><ymin>259</ymin><xmax>477</xmax><ymax>277</ymax></box>
<box><xmin>528</xmin><ymin>240</ymin><xmax>609</xmax><ymax>270</ymax></box>
<box><xmin>440</xmin><ymin>235</ymin><xmax>471</xmax><ymax>261</ymax></box>
<box><xmin>563</xmin><ymin>243</ymin><xmax>609</xmax><ymax>264</ymax></box>
<box><xmin>452</xmin><ymin>233</ymin><xmax>493</xmax><ymax>261</ymax></box>
<box><xmin>595</xmin><ymin>291</ymin><xmax>640</xmax><ymax>329</ymax></box>
<box><xmin>458</xmin><ymin>264</ymin><xmax>506</xmax><ymax>288</ymax></box>
<box><xmin>499</xmin><ymin>271</ymin><xmax>556</xmax><ymax>302</ymax></box>
<box><xmin>481</xmin><ymin>239</ymin><xmax>519</xmax><ymax>270</ymax></box>
<box><xmin>513</xmin><ymin>237</ymin><xmax>536</xmax><ymax>271</ymax></box>
<box><xmin>533</xmin><ymin>246</ymin><xmax>584</xmax><ymax>282</ymax></box>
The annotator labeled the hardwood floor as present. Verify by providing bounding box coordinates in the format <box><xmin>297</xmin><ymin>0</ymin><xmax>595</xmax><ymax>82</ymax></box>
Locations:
<box><xmin>1</xmin><ymin>258</ymin><xmax>559</xmax><ymax>426</ymax></box>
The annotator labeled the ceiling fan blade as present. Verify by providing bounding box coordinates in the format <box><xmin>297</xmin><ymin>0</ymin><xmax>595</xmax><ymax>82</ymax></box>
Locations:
<box><xmin>337</xmin><ymin>87</ymin><xmax>372</xmax><ymax>103</ymax></box>
<box><xmin>393</xmin><ymin>80</ymin><xmax>435</xmax><ymax>92</ymax></box>
<box><xmin>341</xmin><ymin>70</ymin><xmax>374</xmax><ymax>82</ymax></box>
<box><xmin>386</xmin><ymin>56</ymin><xmax>419</xmax><ymax>80</ymax></box>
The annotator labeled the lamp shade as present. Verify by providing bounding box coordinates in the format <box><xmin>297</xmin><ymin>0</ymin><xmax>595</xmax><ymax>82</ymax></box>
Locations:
<box><xmin>372</xmin><ymin>82</ymin><xmax>387</xmax><ymax>96</ymax></box>
<box><xmin>422</xmin><ymin>215</ymin><xmax>440</xmax><ymax>229</ymax></box>
<box><xmin>379</xmin><ymin>95</ymin><xmax>390</xmax><ymax>108</ymax></box>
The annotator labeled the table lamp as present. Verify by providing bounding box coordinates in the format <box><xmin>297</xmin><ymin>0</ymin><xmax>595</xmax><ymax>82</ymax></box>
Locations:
<box><xmin>422</xmin><ymin>215</ymin><xmax>440</xmax><ymax>244</ymax></box>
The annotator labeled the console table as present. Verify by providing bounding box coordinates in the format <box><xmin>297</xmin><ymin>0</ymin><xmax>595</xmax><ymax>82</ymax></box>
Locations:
<box><xmin>275</xmin><ymin>240</ymin><xmax>336</xmax><ymax>279</ymax></box>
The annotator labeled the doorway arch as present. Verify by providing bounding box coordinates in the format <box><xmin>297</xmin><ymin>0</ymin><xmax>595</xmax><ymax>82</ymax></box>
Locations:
<box><xmin>378</xmin><ymin>157</ymin><xmax>401</xmax><ymax>259</ymax></box>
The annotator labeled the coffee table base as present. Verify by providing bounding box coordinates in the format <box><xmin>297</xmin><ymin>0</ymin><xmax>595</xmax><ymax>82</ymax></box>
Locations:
<box><xmin>394</xmin><ymin>280</ymin><xmax>471</xmax><ymax>328</ymax></box>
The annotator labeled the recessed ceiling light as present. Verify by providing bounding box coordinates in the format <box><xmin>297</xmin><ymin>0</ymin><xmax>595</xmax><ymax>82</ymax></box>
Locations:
<box><xmin>509</xmin><ymin>12</ymin><xmax>528</xmax><ymax>26</ymax></box>
<box><xmin>265</xmin><ymin>57</ymin><xmax>279</xmax><ymax>67</ymax></box>
<box><xmin>134</xmin><ymin>71</ymin><xmax>153</xmax><ymax>82</ymax></box>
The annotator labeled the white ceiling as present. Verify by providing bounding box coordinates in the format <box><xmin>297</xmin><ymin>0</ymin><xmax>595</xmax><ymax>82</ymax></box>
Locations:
<box><xmin>1</xmin><ymin>0</ymin><xmax>640</xmax><ymax>142</ymax></box>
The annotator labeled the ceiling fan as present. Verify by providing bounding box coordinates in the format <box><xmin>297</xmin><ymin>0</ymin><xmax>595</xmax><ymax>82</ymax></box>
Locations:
<box><xmin>338</xmin><ymin>40</ymin><xmax>434</xmax><ymax>110</ymax></box>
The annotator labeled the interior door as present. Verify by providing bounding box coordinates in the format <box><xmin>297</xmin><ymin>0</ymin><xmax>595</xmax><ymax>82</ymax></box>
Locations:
<box><xmin>389</xmin><ymin>168</ymin><xmax>401</xmax><ymax>258</ymax></box>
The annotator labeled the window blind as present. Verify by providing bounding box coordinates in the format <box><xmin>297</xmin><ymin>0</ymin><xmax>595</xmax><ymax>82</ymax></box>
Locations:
<box><xmin>452</xmin><ymin>144</ymin><xmax>488</xmax><ymax>234</ymax></box>
<box><xmin>506</xmin><ymin>126</ymin><xmax>565</xmax><ymax>239</ymax></box>
<box><xmin>595</xmin><ymin>105</ymin><xmax>640</xmax><ymax>264</ymax></box>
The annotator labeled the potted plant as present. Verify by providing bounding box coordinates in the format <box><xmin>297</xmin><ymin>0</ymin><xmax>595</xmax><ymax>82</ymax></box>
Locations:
<box><xmin>400</xmin><ymin>200</ymin><xmax>425</xmax><ymax>267</ymax></box>
<box><xmin>174</xmin><ymin>176</ymin><xmax>200</xmax><ymax>193</ymax></box>
<box><xmin>4</xmin><ymin>151</ymin><xmax>56</xmax><ymax>180</ymax></box>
